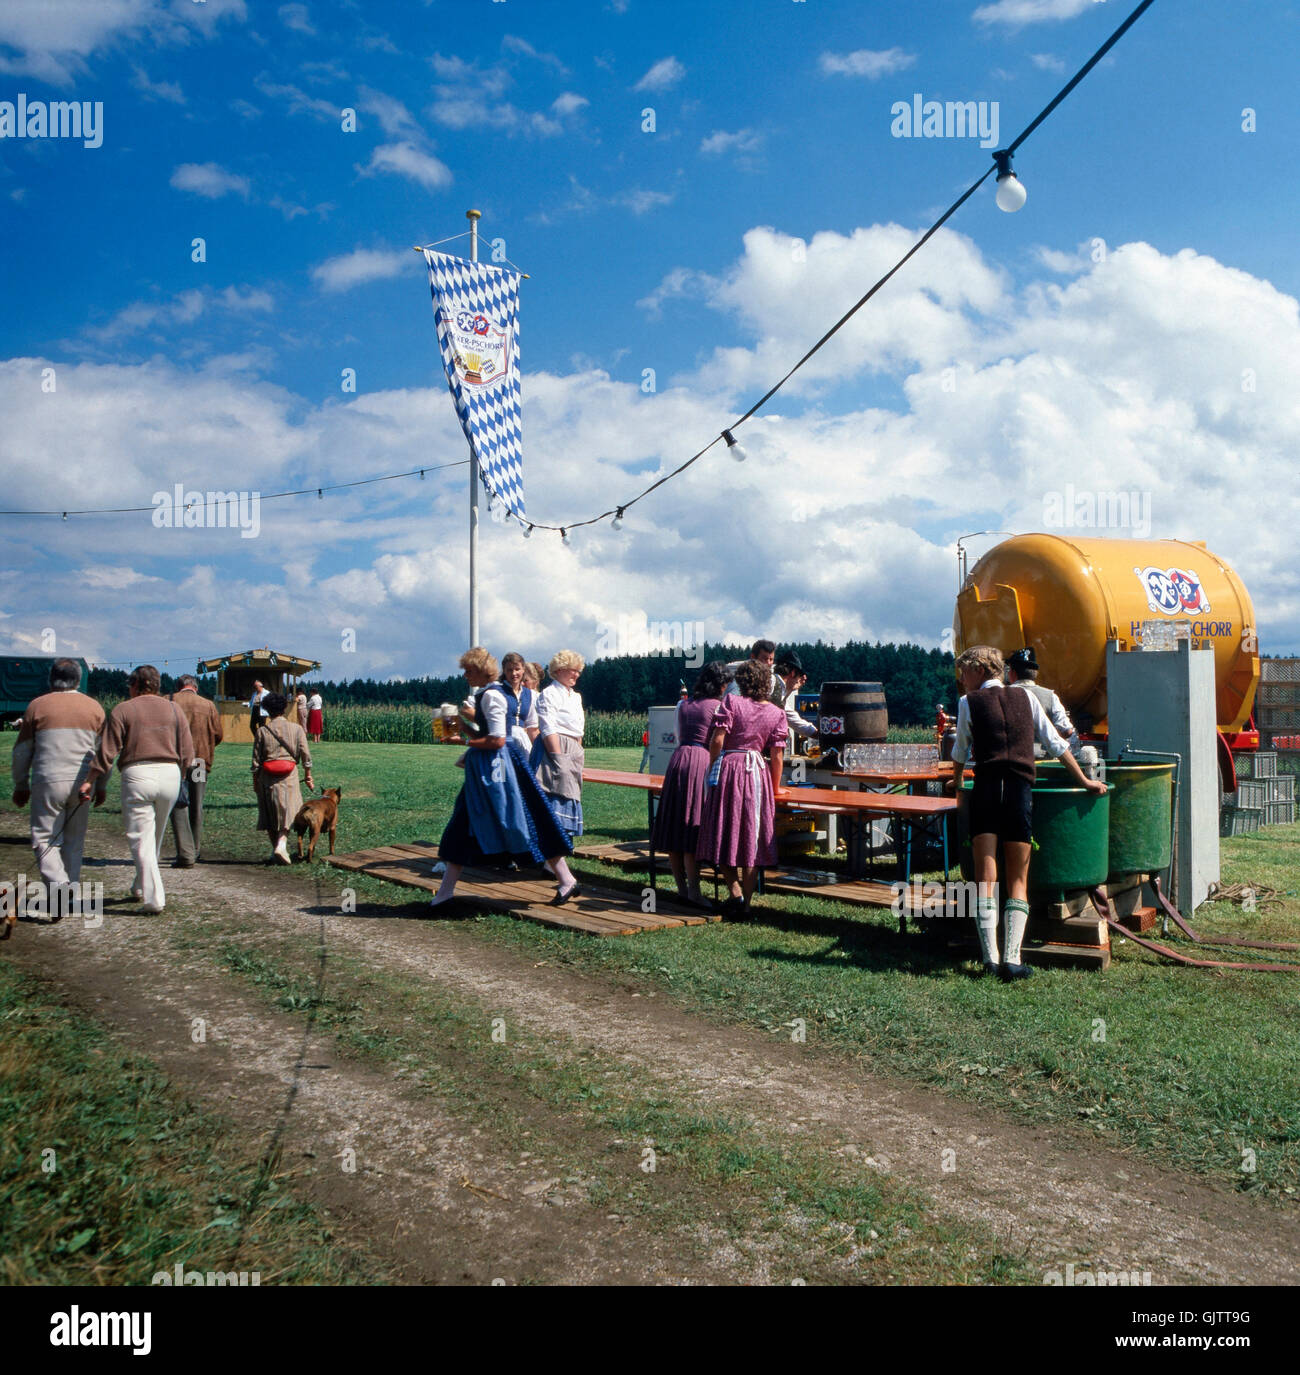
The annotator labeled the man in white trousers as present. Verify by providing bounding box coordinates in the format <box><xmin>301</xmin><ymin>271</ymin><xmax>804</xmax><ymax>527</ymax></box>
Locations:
<box><xmin>11</xmin><ymin>658</ymin><xmax>105</xmax><ymax>919</ymax></box>
<box><xmin>81</xmin><ymin>664</ymin><xmax>195</xmax><ymax>913</ymax></box>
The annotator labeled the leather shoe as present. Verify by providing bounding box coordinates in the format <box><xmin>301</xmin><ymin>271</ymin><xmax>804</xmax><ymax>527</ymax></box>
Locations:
<box><xmin>1000</xmin><ymin>961</ymin><xmax>1032</xmax><ymax>981</ymax></box>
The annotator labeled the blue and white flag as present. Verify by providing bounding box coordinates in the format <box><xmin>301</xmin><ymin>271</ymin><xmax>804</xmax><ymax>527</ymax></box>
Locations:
<box><xmin>423</xmin><ymin>249</ymin><xmax>525</xmax><ymax>520</ymax></box>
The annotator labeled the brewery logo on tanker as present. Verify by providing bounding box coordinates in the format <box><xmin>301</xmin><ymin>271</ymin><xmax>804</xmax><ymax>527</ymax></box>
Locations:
<box><xmin>821</xmin><ymin>715</ymin><xmax>845</xmax><ymax>736</ymax></box>
<box><xmin>1135</xmin><ymin>565</ymin><xmax>1211</xmax><ymax>617</ymax></box>
<box><xmin>443</xmin><ymin>305</ymin><xmax>513</xmax><ymax>388</ymax></box>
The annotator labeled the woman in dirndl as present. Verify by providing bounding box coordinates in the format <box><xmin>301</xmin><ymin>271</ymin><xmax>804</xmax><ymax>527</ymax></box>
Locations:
<box><xmin>430</xmin><ymin>649</ymin><xmax>580</xmax><ymax>908</ymax></box>
<box><xmin>651</xmin><ymin>660</ymin><xmax>727</xmax><ymax>908</ymax></box>
<box><xmin>252</xmin><ymin>693</ymin><xmax>313</xmax><ymax>864</ymax></box>
<box><xmin>500</xmin><ymin>652</ymin><xmax>540</xmax><ymax>754</ymax></box>
<box><xmin>696</xmin><ymin>661</ymin><xmax>788</xmax><ymax>918</ymax></box>
<box><xmin>531</xmin><ymin>650</ymin><xmax>586</xmax><ymax>839</ymax></box>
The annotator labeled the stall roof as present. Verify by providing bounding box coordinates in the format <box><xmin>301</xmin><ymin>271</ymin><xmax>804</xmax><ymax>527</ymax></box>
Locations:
<box><xmin>196</xmin><ymin>648</ymin><xmax>321</xmax><ymax>675</ymax></box>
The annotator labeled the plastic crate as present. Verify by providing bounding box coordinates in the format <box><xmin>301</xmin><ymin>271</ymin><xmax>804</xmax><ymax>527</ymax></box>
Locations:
<box><xmin>1263</xmin><ymin>800</ymin><xmax>1296</xmax><ymax>827</ymax></box>
<box><xmin>1221</xmin><ymin>805</ymin><xmax>1263</xmax><ymax>836</ymax></box>
<box><xmin>1260</xmin><ymin>658</ymin><xmax>1300</xmax><ymax>682</ymax></box>
<box><xmin>1258</xmin><ymin>683</ymin><xmax>1300</xmax><ymax>705</ymax></box>
<box><xmin>1266</xmin><ymin>776</ymin><xmax>1295</xmax><ymax>802</ymax></box>
<box><xmin>1232</xmin><ymin>778</ymin><xmax>1269</xmax><ymax>808</ymax></box>
<box><xmin>1258</xmin><ymin>705</ymin><xmax>1300</xmax><ymax>730</ymax></box>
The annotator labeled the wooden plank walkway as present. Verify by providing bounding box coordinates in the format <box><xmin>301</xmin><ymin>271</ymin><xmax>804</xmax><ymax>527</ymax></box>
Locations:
<box><xmin>574</xmin><ymin>840</ymin><xmax>923</xmax><ymax>911</ymax></box>
<box><xmin>326</xmin><ymin>841</ymin><xmax>719</xmax><ymax>937</ymax></box>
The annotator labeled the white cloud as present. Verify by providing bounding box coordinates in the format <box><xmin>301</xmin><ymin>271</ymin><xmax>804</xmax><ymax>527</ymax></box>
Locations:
<box><xmin>427</xmin><ymin>53</ymin><xmax>571</xmax><ymax>138</ymax></box>
<box><xmin>82</xmin><ymin>566</ymin><xmax>164</xmax><ymax>590</ymax></box>
<box><xmin>501</xmin><ymin>34</ymin><xmax>567</xmax><ymax>72</ymax></box>
<box><xmin>169</xmin><ymin>162</ymin><xmax>250</xmax><ymax>200</ymax></box>
<box><xmin>358</xmin><ymin>86</ymin><xmax>420</xmax><ymax>138</ymax></box>
<box><xmin>551</xmin><ymin>91</ymin><xmax>590</xmax><ymax>118</ymax></box>
<box><xmin>253</xmin><ymin>74</ymin><xmax>337</xmax><ymax>121</ymax></box>
<box><xmin>356</xmin><ymin>141</ymin><xmax>453</xmax><ymax>191</ymax></box>
<box><xmin>7</xmin><ymin>238</ymin><xmax>1300</xmax><ymax>671</ymax></box>
<box><xmin>1030</xmin><ymin>52</ymin><xmax>1067</xmax><ymax>73</ymax></box>
<box><xmin>819</xmin><ymin>47</ymin><xmax>916</xmax><ymax>79</ymax></box>
<box><xmin>311</xmin><ymin>247</ymin><xmax>411</xmax><ymax>293</ymax></box>
<box><xmin>131</xmin><ymin>64</ymin><xmax>185</xmax><ymax>104</ymax></box>
<box><xmin>974</xmin><ymin>0</ymin><xmax>1095</xmax><ymax>26</ymax></box>
<box><xmin>277</xmin><ymin>3</ymin><xmax>315</xmax><ymax>35</ymax></box>
<box><xmin>79</xmin><ymin>284</ymin><xmax>272</xmax><ymax>344</ymax></box>
<box><xmin>699</xmin><ymin>128</ymin><xmax>762</xmax><ymax>157</ymax></box>
<box><xmin>633</xmin><ymin>56</ymin><xmax>684</xmax><ymax>91</ymax></box>
<box><xmin>0</xmin><ymin>0</ymin><xmax>246</xmax><ymax>86</ymax></box>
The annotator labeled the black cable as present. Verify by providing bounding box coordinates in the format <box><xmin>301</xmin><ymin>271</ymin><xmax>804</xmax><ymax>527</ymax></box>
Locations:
<box><xmin>0</xmin><ymin>459</ymin><xmax>469</xmax><ymax>518</ymax></box>
<box><xmin>519</xmin><ymin>0</ymin><xmax>1158</xmax><ymax>533</ymax></box>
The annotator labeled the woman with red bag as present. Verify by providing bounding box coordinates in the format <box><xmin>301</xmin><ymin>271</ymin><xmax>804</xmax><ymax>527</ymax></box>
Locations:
<box><xmin>252</xmin><ymin>693</ymin><xmax>314</xmax><ymax>864</ymax></box>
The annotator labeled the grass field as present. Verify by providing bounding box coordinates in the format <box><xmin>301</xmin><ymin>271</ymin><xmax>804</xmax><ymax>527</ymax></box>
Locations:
<box><xmin>8</xmin><ymin>735</ymin><xmax>1296</xmax><ymax>1205</ymax></box>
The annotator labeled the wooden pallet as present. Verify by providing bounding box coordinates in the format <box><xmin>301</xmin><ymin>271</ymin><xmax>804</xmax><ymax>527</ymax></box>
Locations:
<box><xmin>326</xmin><ymin>841</ymin><xmax>719</xmax><ymax>937</ymax></box>
<box><xmin>574</xmin><ymin>840</ymin><xmax>920</xmax><ymax>911</ymax></box>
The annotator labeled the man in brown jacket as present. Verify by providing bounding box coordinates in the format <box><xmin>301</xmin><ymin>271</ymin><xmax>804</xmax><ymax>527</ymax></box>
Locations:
<box><xmin>81</xmin><ymin>665</ymin><xmax>195</xmax><ymax>913</ymax></box>
<box><xmin>169</xmin><ymin>674</ymin><xmax>223</xmax><ymax>867</ymax></box>
<box><xmin>11</xmin><ymin>658</ymin><xmax>105</xmax><ymax>909</ymax></box>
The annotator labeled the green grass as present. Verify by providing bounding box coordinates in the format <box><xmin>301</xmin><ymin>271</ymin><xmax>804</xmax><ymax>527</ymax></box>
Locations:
<box><xmin>5</xmin><ymin>735</ymin><xmax>1300</xmax><ymax>1202</ymax></box>
<box><xmin>0</xmin><ymin>960</ymin><xmax>382</xmax><ymax>1285</ymax></box>
<box><xmin>165</xmin><ymin>921</ymin><xmax>1029</xmax><ymax>1284</ymax></box>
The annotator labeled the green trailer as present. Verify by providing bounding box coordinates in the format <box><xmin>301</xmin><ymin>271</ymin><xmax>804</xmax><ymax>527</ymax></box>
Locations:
<box><xmin>0</xmin><ymin>657</ymin><xmax>91</xmax><ymax>722</ymax></box>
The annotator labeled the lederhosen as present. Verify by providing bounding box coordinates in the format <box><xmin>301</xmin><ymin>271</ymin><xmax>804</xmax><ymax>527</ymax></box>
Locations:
<box><xmin>966</xmin><ymin>687</ymin><xmax>1036</xmax><ymax>844</ymax></box>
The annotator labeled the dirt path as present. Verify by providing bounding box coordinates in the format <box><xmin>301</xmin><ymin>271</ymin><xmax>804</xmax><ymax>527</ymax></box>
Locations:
<box><xmin>5</xmin><ymin>819</ymin><xmax>1299</xmax><ymax>1285</ymax></box>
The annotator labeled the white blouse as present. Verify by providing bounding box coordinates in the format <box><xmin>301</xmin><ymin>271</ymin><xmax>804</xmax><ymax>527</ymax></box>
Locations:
<box><xmin>537</xmin><ymin>682</ymin><xmax>584</xmax><ymax>739</ymax></box>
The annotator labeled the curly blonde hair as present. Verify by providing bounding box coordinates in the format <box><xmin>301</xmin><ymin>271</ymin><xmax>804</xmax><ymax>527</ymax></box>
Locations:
<box><xmin>548</xmin><ymin>649</ymin><xmax>585</xmax><ymax>674</ymax></box>
<box><xmin>954</xmin><ymin>645</ymin><xmax>1004</xmax><ymax>682</ymax></box>
<box><xmin>459</xmin><ymin>647</ymin><xmax>500</xmax><ymax>679</ymax></box>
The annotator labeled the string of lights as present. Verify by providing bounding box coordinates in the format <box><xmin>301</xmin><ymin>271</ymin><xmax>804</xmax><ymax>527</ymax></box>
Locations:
<box><xmin>1</xmin><ymin>0</ymin><xmax>1154</xmax><ymax>537</ymax></box>
<box><xmin>0</xmin><ymin>459</ymin><xmax>469</xmax><ymax>518</ymax></box>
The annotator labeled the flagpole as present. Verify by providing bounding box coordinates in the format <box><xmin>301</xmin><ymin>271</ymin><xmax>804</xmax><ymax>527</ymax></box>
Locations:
<box><xmin>467</xmin><ymin>208</ymin><xmax>481</xmax><ymax>648</ymax></box>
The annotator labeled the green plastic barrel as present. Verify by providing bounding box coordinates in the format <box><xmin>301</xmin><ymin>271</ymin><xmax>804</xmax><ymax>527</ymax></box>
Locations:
<box><xmin>1033</xmin><ymin>760</ymin><xmax>1173</xmax><ymax>879</ymax></box>
<box><xmin>956</xmin><ymin>778</ymin><xmax>1110</xmax><ymax>901</ymax></box>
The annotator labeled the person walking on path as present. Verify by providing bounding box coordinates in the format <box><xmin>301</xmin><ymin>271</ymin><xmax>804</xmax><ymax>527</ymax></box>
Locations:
<box><xmin>81</xmin><ymin>665</ymin><xmax>195</xmax><ymax>913</ymax></box>
<box><xmin>431</xmin><ymin>649</ymin><xmax>580</xmax><ymax>908</ymax></box>
<box><xmin>252</xmin><ymin>693</ymin><xmax>314</xmax><ymax>864</ymax></box>
<box><xmin>11</xmin><ymin>658</ymin><xmax>105</xmax><ymax>917</ymax></box>
<box><xmin>169</xmin><ymin>673</ymin><xmax>224</xmax><ymax>867</ymax></box>
<box><xmin>531</xmin><ymin>650</ymin><xmax>587</xmax><ymax>840</ymax></box>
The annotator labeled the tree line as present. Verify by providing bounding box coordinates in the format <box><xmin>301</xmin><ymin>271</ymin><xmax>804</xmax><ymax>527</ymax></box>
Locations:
<box><xmin>87</xmin><ymin>641</ymin><xmax>957</xmax><ymax>725</ymax></box>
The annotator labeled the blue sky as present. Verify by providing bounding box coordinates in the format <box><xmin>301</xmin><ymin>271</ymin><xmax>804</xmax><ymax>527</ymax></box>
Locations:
<box><xmin>2</xmin><ymin>0</ymin><xmax>1299</xmax><ymax>679</ymax></box>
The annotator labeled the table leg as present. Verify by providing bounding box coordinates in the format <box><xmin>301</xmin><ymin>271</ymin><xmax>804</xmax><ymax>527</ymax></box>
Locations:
<box><xmin>647</xmin><ymin>790</ymin><xmax>657</xmax><ymax>895</ymax></box>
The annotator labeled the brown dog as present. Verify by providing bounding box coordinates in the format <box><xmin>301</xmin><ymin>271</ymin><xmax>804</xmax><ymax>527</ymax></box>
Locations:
<box><xmin>292</xmin><ymin>787</ymin><xmax>340</xmax><ymax>861</ymax></box>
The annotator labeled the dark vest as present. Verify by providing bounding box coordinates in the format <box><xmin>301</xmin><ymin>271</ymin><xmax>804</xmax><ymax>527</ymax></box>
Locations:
<box><xmin>966</xmin><ymin>687</ymin><xmax>1036</xmax><ymax>781</ymax></box>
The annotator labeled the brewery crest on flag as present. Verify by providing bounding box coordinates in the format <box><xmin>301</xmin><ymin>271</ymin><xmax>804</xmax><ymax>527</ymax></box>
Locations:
<box><xmin>423</xmin><ymin>249</ymin><xmax>525</xmax><ymax>520</ymax></box>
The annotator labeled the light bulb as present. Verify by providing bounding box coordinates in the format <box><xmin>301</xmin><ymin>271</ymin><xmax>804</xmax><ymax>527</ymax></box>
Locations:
<box><xmin>523</xmin><ymin>524</ymin><xmax>533</xmax><ymax>539</ymax></box>
<box><xmin>611</xmin><ymin>509</ymin><xmax>624</xmax><ymax>531</ymax></box>
<box><xmin>723</xmin><ymin>428</ymin><xmax>747</xmax><ymax>463</ymax></box>
<box><xmin>996</xmin><ymin>173</ymin><xmax>1027</xmax><ymax>213</ymax></box>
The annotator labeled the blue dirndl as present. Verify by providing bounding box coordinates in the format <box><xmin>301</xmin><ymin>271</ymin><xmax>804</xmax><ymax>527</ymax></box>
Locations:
<box><xmin>439</xmin><ymin>738</ymin><xmax>571</xmax><ymax>865</ymax></box>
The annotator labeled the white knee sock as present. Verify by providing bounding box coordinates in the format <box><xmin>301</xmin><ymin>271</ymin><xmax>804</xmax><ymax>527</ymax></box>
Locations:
<box><xmin>1004</xmin><ymin>899</ymin><xmax>1031</xmax><ymax>965</ymax></box>
<box><xmin>976</xmin><ymin>895</ymin><xmax>1000</xmax><ymax>965</ymax></box>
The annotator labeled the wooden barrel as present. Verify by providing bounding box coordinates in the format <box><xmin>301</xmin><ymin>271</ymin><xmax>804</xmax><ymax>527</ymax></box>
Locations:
<box><xmin>818</xmin><ymin>682</ymin><xmax>888</xmax><ymax>753</ymax></box>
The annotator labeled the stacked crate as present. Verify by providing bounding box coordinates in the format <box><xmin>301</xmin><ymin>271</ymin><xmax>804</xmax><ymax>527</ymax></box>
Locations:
<box><xmin>1258</xmin><ymin>658</ymin><xmax>1300</xmax><ymax>749</ymax></box>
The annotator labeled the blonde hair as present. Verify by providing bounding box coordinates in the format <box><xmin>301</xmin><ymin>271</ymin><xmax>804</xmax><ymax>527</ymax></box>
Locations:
<box><xmin>954</xmin><ymin>645</ymin><xmax>1004</xmax><ymax>681</ymax></box>
<box><xmin>459</xmin><ymin>646</ymin><xmax>500</xmax><ymax>679</ymax></box>
<box><xmin>524</xmin><ymin>661</ymin><xmax>543</xmax><ymax>688</ymax></box>
<box><xmin>548</xmin><ymin>649</ymin><xmax>585</xmax><ymax>674</ymax></box>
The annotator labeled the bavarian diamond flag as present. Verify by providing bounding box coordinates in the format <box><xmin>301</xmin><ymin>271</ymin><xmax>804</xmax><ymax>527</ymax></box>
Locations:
<box><xmin>423</xmin><ymin>249</ymin><xmax>525</xmax><ymax>520</ymax></box>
